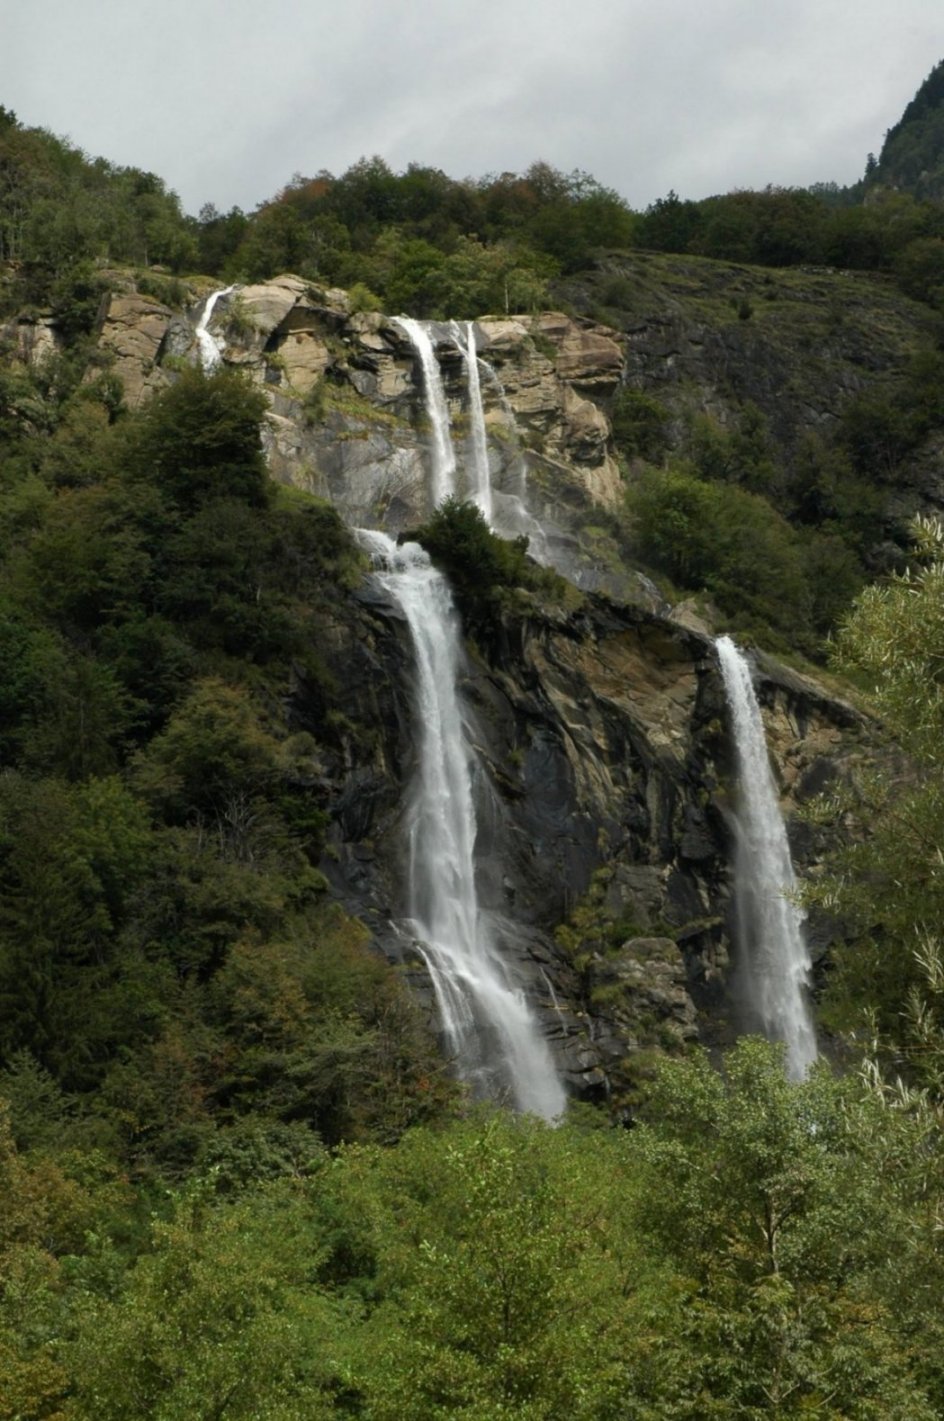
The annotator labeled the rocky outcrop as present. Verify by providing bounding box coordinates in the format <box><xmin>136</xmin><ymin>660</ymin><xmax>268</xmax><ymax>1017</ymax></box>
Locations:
<box><xmin>78</xmin><ymin>278</ymin><xmax>633</xmax><ymax>585</ymax></box>
<box><xmin>97</xmin><ymin>293</ymin><xmax>175</xmax><ymax>407</ymax></box>
<box><xmin>309</xmin><ymin>582</ymin><xmax>863</xmax><ymax>1106</ymax></box>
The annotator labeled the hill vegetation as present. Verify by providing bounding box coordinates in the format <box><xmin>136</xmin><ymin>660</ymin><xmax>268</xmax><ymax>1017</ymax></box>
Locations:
<box><xmin>4</xmin><ymin>57</ymin><xmax>944</xmax><ymax>1417</ymax></box>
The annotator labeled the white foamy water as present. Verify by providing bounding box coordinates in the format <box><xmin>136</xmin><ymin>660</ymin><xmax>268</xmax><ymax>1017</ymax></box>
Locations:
<box><xmin>195</xmin><ymin>285</ymin><xmax>235</xmax><ymax>371</ymax></box>
<box><xmin>393</xmin><ymin>317</ymin><xmax>457</xmax><ymax>508</ymax></box>
<box><xmin>451</xmin><ymin>320</ymin><xmax>493</xmax><ymax>524</ymax></box>
<box><xmin>716</xmin><ymin>635</ymin><xmax>817</xmax><ymax>1079</ymax></box>
<box><xmin>358</xmin><ymin>528</ymin><xmax>566</xmax><ymax>1118</ymax></box>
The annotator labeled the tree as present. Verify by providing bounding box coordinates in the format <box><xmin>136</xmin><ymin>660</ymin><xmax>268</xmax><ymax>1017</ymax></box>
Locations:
<box><xmin>328</xmin><ymin>1112</ymin><xmax>660</xmax><ymax>1419</ymax></box>
<box><xmin>66</xmin><ymin>1180</ymin><xmax>352</xmax><ymax>1420</ymax></box>
<box><xmin>626</xmin><ymin>462</ymin><xmax>815</xmax><ymax>647</ymax></box>
<box><xmin>812</xmin><ymin>515</ymin><xmax>944</xmax><ymax>1078</ymax></box>
<box><xmin>631</xmin><ymin>1039</ymin><xmax>939</xmax><ymax>1418</ymax></box>
<box><xmin>128</xmin><ymin>367</ymin><xmax>270</xmax><ymax>513</ymax></box>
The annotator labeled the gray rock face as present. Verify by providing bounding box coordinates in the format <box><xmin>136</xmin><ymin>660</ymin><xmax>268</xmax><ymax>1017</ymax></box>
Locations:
<box><xmin>308</xmin><ymin>583</ymin><xmax>861</xmax><ymax>1103</ymax></box>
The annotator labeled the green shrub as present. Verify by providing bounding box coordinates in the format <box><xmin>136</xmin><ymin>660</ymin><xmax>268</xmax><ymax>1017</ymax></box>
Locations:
<box><xmin>610</xmin><ymin>387</ymin><xmax>670</xmax><ymax>460</ymax></box>
<box><xmin>414</xmin><ymin>498</ymin><xmax>566</xmax><ymax>632</ymax></box>
<box><xmin>627</xmin><ymin>462</ymin><xmax>816</xmax><ymax>646</ymax></box>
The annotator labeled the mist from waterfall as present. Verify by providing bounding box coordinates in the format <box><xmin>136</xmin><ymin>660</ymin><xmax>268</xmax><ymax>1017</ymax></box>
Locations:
<box><xmin>393</xmin><ymin>317</ymin><xmax>457</xmax><ymax>507</ymax></box>
<box><xmin>716</xmin><ymin>636</ymin><xmax>817</xmax><ymax>1079</ymax></box>
<box><xmin>195</xmin><ymin>285</ymin><xmax>235</xmax><ymax>371</ymax></box>
<box><xmin>358</xmin><ymin>528</ymin><xmax>566</xmax><ymax>1119</ymax></box>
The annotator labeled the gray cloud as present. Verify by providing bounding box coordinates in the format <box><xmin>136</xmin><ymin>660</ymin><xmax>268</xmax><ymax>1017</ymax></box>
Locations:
<box><xmin>4</xmin><ymin>0</ymin><xmax>941</xmax><ymax>215</ymax></box>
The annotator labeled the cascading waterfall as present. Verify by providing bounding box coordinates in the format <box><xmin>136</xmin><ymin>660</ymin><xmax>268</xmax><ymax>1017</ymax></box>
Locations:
<box><xmin>716</xmin><ymin>635</ymin><xmax>818</xmax><ymax>1079</ymax></box>
<box><xmin>195</xmin><ymin>285</ymin><xmax>235</xmax><ymax>371</ymax></box>
<box><xmin>358</xmin><ymin>528</ymin><xmax>566</xmax><ymax>1120</ymax></box>
<box><xmin>451</xmin><ymin>320</ymin><xmax>493</xmax><ymax>523</ymax></box>
<box><xmin>451</xmin><ymin>320</ymin><xmax>552</xmax><ymax>561</ymax></box>
<box><xmin>392</xmin><ymin>316</ymin><xmax>457</xmax><ymax>507</ymax></box>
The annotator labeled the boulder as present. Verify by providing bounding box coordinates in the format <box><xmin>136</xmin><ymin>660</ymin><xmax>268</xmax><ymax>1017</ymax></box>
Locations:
<box><xmin>236</xmin><ymin>275</ymin><xmax>309</xmax><ymax>340</ymax></box>
<box><xmin>277</xmin><ymin>330</ymin><xmax>331</xmax><ymax>393</ymax></box>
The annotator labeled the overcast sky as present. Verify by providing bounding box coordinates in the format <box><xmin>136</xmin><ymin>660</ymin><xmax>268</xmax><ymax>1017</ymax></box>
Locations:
<box><xmin>4</xmin><ymin>1</ymin><xmax>942</xmax><ymax>217</ymax></box>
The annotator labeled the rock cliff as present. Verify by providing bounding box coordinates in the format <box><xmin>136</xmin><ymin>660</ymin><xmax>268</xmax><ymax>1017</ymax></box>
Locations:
<box><xmin>3</xmin><ymin>265</ymin><xmax>875</xmax><ymax>1101</ymax></box>
<box><xmin>305</xmin><ymin>578</ymin><xmax>862</xmax><ymax>1104</ymax></box>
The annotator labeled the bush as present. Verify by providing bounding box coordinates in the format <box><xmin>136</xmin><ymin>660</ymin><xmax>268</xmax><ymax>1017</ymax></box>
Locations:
<box><xmin>413</xmin><ymin>498</ymin><xmax>564</xmax><ymax>631</ymax></box>
<box><xmin>627</xmin><ymin>463</ymin><xmax>817</xmax><ymax>646</ymax></box>
<box><xmin>610</xmin><ymin>387</ymin><xmax>670</xmax><ymax>460</ymax></box>
<box><xmin>129</xmin><ymin>367</ymin><xmax>270</xmax><ymax>512</ymax></box>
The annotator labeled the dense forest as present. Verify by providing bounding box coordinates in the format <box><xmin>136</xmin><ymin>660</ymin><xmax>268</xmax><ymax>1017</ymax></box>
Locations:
<box><xmin>3</xmin><ymin>60</ymin><xmax>944</xmax><ymax>1420</ymax></box>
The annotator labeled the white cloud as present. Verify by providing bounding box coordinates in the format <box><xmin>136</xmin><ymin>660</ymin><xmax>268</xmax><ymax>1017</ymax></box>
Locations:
<box><xmin>3</xmin><ymin>0</ymin><xmax>941</xmax><ymax>214</ymax></box>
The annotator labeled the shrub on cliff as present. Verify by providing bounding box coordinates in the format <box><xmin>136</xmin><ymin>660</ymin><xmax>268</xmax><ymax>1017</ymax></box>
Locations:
<box><xmin>414</xmin><ymin>498</ymin><xmax>567</xmax><ymax>631</ymax></box>
<box><xmin>627</xmin><ymin>463</ymin><xmax>823</xmax><ymax>647</ymax></box>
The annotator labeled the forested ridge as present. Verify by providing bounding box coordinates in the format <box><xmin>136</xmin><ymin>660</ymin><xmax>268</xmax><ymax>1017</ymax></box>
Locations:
<box><xmin>3</xmin><ymin>63</ymin><xmax>944</xmax><ymax>1420</ymax></box>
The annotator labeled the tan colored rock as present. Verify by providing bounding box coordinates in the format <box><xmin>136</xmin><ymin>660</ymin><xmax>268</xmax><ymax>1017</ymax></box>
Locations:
<box><xmin>556</xmin><ymin>326</ymin><xmax>623</xmax><ymax>384</ymax></box>
<box><xmin>237</xmin><ymin>276</ymin><xmax>309</xmax><ymax>339</ymax></box>
<box><xmin>276</xmin><ymin>330</ymin><xmax>331</xmax><ymax>394</ymax></box>
<box><xmin>561</xmin><ymin>383</ymin><xmax>610</xmax><ymax>456</ymax></box>
<box><xmin>669</xmin><ymin>599</ymin><xmax>715</xmax><ymax>638</ymax></box>
<box><xmin>531</xmin><ymin>620</ymin><xmax>699</xmax><ymax>774</ymax></box>
<box><xmin>477</xmin><ymin>317</ymin><xmax>533</xmax><ymax>352</ymax></box>
<box><xmin>1</xmin><ymin>315</ymin><xmax>60</xmax><ymax>366</ymax></box>
<box><xmin>373</xmin><ymin>358</ymin><xmax>413</xmax><ymax>401</ymax></box>
<box><xmin>97</xmin><ymin>293</ymin><xmax>172</xmax><ymax>407</ymax></box>
<box><xmin>502</xmin><ymin>368</ymin><xmax>559</xmax><ymax>418</ymax></box>
<box><xmin>579</xmin><ymin>453</ymin><xmax>623</xmax><ymax>506</ymax></box>
<box><xmin>348</xmin><ymin>311</ymin><xmax>385</xmax><ymax>338</ymax></box>
<box><xmin>531</xmin><ymin>312</ymin><xmax>573</xmax><ymax>341</ymax></box>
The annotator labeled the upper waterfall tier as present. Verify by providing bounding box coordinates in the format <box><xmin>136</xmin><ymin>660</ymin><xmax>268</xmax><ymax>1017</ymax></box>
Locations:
<box><xmin>194</xmin><ymin>285</ymin><xmax>235</xmax><ymax>371</ymax></box>
<box><xmin>391</xmin><ymin>316</ymin><xmax>458</xmax><ymax>508</ymax></box>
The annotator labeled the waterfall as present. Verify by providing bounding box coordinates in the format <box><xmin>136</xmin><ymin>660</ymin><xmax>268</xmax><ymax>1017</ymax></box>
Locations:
<box><xmin>392</xmin><ymin>317</ymin><xmax>457</xmax><ymax>507</ymax></box>
<box><xmin>195</xmin><ymin>285</ymin><xmax>235</xmax><ymax>371</ymax></box>
<box><xmin>358</xmin><ymin>529</ymin><xmax>566</xmax><ymax>1119</ymax></box>
<box><xmin>716</xmin><ymin>636</ymin><xmax>817</xmax><ymax>1079</ymax></box>
<box><xmin>451</xmin><ymin>321</ymin><xmax>493</xmax><ymax>524</ymax></box>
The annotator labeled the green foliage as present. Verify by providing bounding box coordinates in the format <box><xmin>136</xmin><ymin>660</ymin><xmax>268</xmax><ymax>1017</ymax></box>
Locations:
<box><xmin>414</xmin><ymin>497</ymin><xmax>569</xmax><ymax>634</ymax></box>
<box><xmin>631</xmin><ymin>1039</ymin><xmax>940</xmax><ymax>1418</ymax></box>
<box><xmin>220</xmin><ymin>157</ymin><xmax>631</xmax><ymax>315</ymax></box>
<box><xmin>836</xmin><ymin>349</ymin><xmax>944</xmax><ymax>513</ymax></box>
<box><xmin>811</xmin><ymin>516</ymin><xmax>944</xmax><ymax>1069</ymax></box>
<box><xmin>627</xmin><ymin>462</ymin><xmax>822</xmax><ymax>647</ymax></box>
<box><xmin>894</xmin><ymin>235</ymin><xmax>944</xmax><ymax>306</ymax></box>
<box><xmin>317</xmin><ymin>1111</ymin><xmax>654</xmax><ymax>1419</ymax></box>
<box><xmin>127</xmin><ymin>365</ymin><xmax>270</xmax><ymax>512</ymax></box>
<box><xmin>634</xmin><ymin>177</ymin><xmax>944</xmax><ymax>279</ymax></box>
<box><xmin>871</xmin><ymin>59</ymin><xmax>944</xmax><ymax>203</ymax></box>
<box><xmin>416</xmin><ymin>496</ymin><xmax>527</xmax><ymax>594</ymax></box>
<box><xmin>1</xmin><ymin>1047</ymin><xmax>943</xmax><ymax>1416</ymax></box>
<box><xmin>610</xmin><ymin>386</ymin><xmax>670</xmax><ymax>460</ymax></box>
<box><xmin>689</xmin><ymin>402</ymin><xmax>780</xmax><ymax>495</ymax></box>
<box><xmin>66</xmin><ymin>1180</ymin><xmax>351</xmax><ymax>1420</ymax></box>
<box><xmin>0</xmin><ymin>359</ymin><xmax>440</xmax><ymax>1171</ymax></box>
<box><xmin>0</xmin><ymin>120</ymin><xmax>196</xmax><ymax>321</ymax></box>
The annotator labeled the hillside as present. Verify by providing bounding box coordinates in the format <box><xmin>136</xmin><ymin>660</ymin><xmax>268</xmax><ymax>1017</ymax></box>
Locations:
<box><xmin>3</xmin><ymin>82</ymin><xmax>944</xmax><ymax>1414</ymax></box>
<box><xmin>871</xmin><ymin>57</ymin><xmax>944</xmax><ymax>200</ymax></box>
